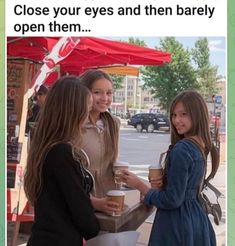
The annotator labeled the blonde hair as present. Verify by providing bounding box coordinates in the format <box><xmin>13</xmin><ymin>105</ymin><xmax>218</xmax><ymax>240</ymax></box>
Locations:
<box><xmin>79</xmin><ymin>69</ymin><xmax>119</xmax><ymax>163</ymax></box>
<box><xmin>24</xmin><ymin>76</ymin><xmax>91</xmax><ymax>204</ymax></box>
<box><xmin>169</xmin><ymin>90</ymin><xmax>219</xmax><ymax>179</ymax></box>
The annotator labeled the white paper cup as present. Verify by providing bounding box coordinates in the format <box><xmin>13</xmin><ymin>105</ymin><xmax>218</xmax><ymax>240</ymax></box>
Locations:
<box><xmin>107</xmin><ymin>190</ymin><xmax>125</xmax><ymax>216</ymax></box>
<box><xmin>113</xmin><ymin>161</ymin><xmax>129</xmax><ymax>171</ymax></box>
<box><xmin>113</xmin><ymin>162</ymin><xmax>129</xmax><ymax>189</ymax></box>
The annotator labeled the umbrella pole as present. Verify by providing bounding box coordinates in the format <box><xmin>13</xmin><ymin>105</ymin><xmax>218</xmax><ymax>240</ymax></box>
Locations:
<box><xmin>124</xmin><ymin>76</ymin><xmax>128</xmax><ymax>116</ymax></box>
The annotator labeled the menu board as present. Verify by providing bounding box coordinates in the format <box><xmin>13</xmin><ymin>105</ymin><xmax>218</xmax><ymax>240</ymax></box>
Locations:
<box><xmin>7</xmin><ymin>142</ymin><xmax>22</xmax><ymax>163</ymax></box>
<box><xmin>7</xmin><ymin>59</ymin><xmax>41</xmax><ymax>161</ymax></box>
<box><xmin>7</xmin><ymin>60</ymin><xmax>42</xmax><ymax>223</ymax></box>
<box><xmin>7</xmin><ymin>61</ymin><xmax>24</xmax><ymax>126</ymax></box>
<box><xmin>7</xmin><ymin>168</ymin><xmax>16</xmax><ymax>188</ymax></box>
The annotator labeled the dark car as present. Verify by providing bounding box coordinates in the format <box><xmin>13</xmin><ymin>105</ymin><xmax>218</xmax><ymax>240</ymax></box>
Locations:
<box><xmin>127</xmin><ymin>113</ymin><xmax>170</xmax><ymax>133</ymax></box>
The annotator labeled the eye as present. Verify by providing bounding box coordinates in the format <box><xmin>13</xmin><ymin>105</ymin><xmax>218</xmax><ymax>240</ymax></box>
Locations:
<box><xmin>107</xmin><ymin>91</ymin><xmax>113</xmax><ymax>95</ymax></box>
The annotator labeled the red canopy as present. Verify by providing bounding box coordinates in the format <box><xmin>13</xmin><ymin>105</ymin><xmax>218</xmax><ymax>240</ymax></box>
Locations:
<box><xmin>7</xmin><ymin>37</ymin><xmax>171</xmax><ymax>75</ymax></box>
<box><xmin>7</xmin><ymin>37</ymin><xmax>58</xmax><ymax>62</ymax></box>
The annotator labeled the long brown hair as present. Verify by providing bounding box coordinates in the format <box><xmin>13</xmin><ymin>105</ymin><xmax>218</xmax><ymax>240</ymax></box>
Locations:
<box><xmin>24</xmin><ymin>76</ymin><xmax>91</xmax><ymax>205</ymax></box>
<box><xmin>169</xmin><ymin>90</ymin><xmax>219</xmax><ymax>180</ymax></box>
<box><xmin>79</xmin><ymin>69</ymin><xmax>119</xmax><ymax>162</ymax></box>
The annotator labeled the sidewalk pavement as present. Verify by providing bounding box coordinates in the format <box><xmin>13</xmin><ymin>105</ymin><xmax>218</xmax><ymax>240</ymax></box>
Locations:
<box><xmin>120</xmin><ymin>118</ymin><xmax>129</xmax><ymax>128</ymax></box>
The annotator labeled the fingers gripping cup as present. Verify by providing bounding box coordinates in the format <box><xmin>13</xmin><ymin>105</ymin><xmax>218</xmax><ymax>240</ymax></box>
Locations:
<box><xmin>107</xmin><ymin>190</ymin><xmax>125</xmax><ymax>216</ymax></box>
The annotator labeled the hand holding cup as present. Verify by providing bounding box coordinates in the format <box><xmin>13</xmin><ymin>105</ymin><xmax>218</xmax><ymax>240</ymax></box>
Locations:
<box><xmin>90</xmin><ymin>195</ymin><xmax>120</xmax><ymax>215</ymax></box>
<box><xmin>113</xmin><ymin>161</ymin><xmax>129</xmax><ymax>189</ymax></box>
<box><xmin>122</xmin><ymin>170</ymin><xmax>151</xmax><ymax>196</ymax></box>
<box><xmin>106</xmin><ymin>190</ymin><xmax>125</xmax><ymax>216</ymax></box>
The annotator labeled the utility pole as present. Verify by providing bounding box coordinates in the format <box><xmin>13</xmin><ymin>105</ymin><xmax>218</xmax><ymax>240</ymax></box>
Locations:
<box><xmin>124</xmin><ymin>76</ymin><xmax>128</xmax><ymax>115</ymax></box>
<box><xmin>138</xmin><ymin>86</ymin><xmax>142</xmax><ymax>113</ymax></box>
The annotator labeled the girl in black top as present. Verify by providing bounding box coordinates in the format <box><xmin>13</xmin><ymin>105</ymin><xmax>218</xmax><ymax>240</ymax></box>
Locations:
<box><xmin>24</xmin><ymin>76</ymin><xmax>100</xmax><ymax>246</ymax></box>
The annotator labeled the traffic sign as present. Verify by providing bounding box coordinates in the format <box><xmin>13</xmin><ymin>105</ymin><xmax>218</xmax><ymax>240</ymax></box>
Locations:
<box><xmin>214</xmin><ymin>95</ymin><xmax>222</xmax><ymax>105</ymax></box>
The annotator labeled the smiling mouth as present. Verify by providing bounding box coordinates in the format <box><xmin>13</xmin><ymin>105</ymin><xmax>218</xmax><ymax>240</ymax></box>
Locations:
<box><xmin>176</xmin><ymin>126</ymin><xmax>184</xmax><ymax>131</ymax></box>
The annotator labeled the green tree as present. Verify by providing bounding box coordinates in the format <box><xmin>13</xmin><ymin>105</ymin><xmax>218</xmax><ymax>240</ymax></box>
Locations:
<box><xmin>142</xmin><ymin>37</ymin><xmax>198</xmax><ymax>112</ymax></box>
<box><xmin>110</xmin><ymin>74</ymin><xmax>124</xmax><ymax>90</ymax></box>
<box><xmin>191</xmin><ymin>38</ymin><xmax>219</xmax><ymax>100</ymax></box>
<box><xmin>191</xmin><ymin>37</ymin><xmax>210</xmax><ymax>68</ymax></box>
<box><xmin>128</xmin><ymin>37</ymin><xmax>147</xmax><ymax>47</ymax></box>
<box><xmin>109</xmin><ymin>74</ymin><xmax>124</xmax><ymax>103</ymax></box>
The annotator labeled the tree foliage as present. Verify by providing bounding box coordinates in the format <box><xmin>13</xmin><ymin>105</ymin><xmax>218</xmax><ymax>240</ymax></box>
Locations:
<box><xmin>191</xmin><ymin>37</ymin><xmax>210</xmax><ymax>69</ymax></box>
<box><xmin>110</xmin><ymin>74</ymin><xmax>124</xmax><ymax>91</ymax></box>
<box><xmin>142</xmin><ymin>37</ymin><xmax>198</xmax><ymax>112</ymax></box>
<box><xmin>191</xmin><ymin>38</ymin><xmax>219</xmax><ymax>100</ymax></box>
<box><xmin>128</xmin><ymin>37</ymin><xmax>147</xmax><ymax>47</ymax></box>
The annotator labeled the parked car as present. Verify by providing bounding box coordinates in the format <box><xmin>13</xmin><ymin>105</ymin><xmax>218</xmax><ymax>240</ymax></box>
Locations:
<box><xmin>127</xmin><ymin>113</ymin><xmax>170</xmax><ymax>133</ymax></box>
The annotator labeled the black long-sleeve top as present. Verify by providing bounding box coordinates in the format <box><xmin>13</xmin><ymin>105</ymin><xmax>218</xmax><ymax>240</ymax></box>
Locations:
<box><xmin>27</xmin><ymin>143</ymin><xmax>100</xmax><ymax>246</ymax></box>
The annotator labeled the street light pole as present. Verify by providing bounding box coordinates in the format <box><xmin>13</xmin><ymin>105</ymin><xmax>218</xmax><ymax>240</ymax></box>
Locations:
<box><xmin>138</xmin><ymin>87</ymin><xmax>142</xmax><ymax>113</ymax></box>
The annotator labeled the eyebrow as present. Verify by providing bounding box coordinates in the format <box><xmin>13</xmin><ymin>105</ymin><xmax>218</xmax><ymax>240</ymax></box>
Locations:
<box><xmin>172</xmin><ymin>110</ymin><xmax>187</xmax><ymax>113</ymax></box>
<box><xmin>92</xmin><ymin>88</ymin><xmax>113</xmax><ymax>91</ymax></box>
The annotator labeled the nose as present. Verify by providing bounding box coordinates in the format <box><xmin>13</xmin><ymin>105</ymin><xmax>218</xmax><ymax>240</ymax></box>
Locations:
<box><xmin>100</xmin><ymin>93</ymin><xmax>108</xmax><ymax>101</ymax></box>
<box><xmin>173</xmin><ymin>115</ymin><xmax>181</xmax><ymax>124</ymax></box>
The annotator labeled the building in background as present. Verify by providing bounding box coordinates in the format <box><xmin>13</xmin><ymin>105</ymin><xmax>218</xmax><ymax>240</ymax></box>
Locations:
<box><xmin>111</xmin><ymin>76</ymin><xmax>160</xmax><ymax>117</ymax></box>
<box><xmin>111</xmin><ymin>75</ymin><xmax>226</xmax><ymax>126</ymax></box>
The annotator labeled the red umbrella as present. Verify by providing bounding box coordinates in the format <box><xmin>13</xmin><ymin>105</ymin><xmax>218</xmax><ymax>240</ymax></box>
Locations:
<box><xmin>7</xmin><ymin>36</ymin><xmax>171</xmax><ymax>75</ymax></box>
<box><xmin>60</xmin><ymin>37</ymin><xmax>171</xmax><ymax>74</ymax></box>
<box><xmin>7</xmin><ymin>37</ymin><xmax>58</xmax><ymax>62</ymax></box>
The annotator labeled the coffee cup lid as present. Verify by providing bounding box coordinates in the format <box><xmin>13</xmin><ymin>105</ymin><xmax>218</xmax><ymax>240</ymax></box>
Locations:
<box><xmin>107</xmin><ymin>190</ymin><xmax>125</xmax><ymax>196</ymax></box>
<box><xmin>114</xmin><ymin>161</ymin><xmax>129</xmax><ymax>167</ymax></box>
<box><xmin>149</xmin><ymin>165</ymin><xmax>162</xmax><ymax>170</ymax></box>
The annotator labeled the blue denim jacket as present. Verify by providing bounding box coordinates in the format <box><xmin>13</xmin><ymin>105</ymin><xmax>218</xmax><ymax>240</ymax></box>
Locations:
<box><xmin>144</xmin><ymin>139</ymin><xmax>216</xmax><ymax>246</ymax></box>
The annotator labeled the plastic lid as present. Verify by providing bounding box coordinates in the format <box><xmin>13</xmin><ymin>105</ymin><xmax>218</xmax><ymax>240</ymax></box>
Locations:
<box><xmin>114</xmin><ymin>161</ymin><xmax>129</xmax><ymax>167</ymax></box>
<box><xmin>107</xmin><ymin>190</ymin><xmax>125</xmax><ymax>196</ymax></box>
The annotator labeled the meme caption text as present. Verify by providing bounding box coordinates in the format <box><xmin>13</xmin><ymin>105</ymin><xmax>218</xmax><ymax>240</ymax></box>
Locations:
<box><xmin>11</xmin><ymin>2</ymin><xmax>217</xmax><ymax>35</ymax></box>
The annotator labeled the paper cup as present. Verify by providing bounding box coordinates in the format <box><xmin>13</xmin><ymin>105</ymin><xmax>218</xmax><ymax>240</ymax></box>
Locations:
<box><xmin>113</xmin><ymin>162</ymin><xmax>129</xmax><ymax>189</ymax></box>
<box><xmin>107</xmin><ymin>190</ymin><xmax>125</xmax><ymax>216</ymax></box>
<box><xmin>113</xmin><ymin>161</ymin><xmax>129</xmax><ymax>171</ymax></box>
<box><xmin>148</xmin><ymin>166</ymin><xmax>163</xmax><ymax>188</ymax></box>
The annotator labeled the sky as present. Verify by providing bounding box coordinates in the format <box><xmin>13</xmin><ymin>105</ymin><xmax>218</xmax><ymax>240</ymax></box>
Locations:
<box><xmin>108</xmin><ymin>36</ymin><xmax>226</xmax><ymax>77</ymax></box>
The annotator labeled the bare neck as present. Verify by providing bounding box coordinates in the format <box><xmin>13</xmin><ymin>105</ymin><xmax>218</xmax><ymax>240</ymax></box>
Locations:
<box><xmin>89</xmin><ymin>111</ymin><xmax>101</xmax><ymax>124</ymax></box>
<box><xmin>187</xmin><ymin>135</ymin><xmax>205</xmax><ymax>149</ymax></box>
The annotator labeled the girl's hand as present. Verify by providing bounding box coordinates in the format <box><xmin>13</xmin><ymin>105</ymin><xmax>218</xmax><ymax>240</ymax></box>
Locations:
<box><xmin>122</xmin><ymin>170</ymin><xmax>150</xmax><ymax>195</ymax></box>
<box><xmin>121</xmin><ymin>170</ymin><xmax>140</xmax><ymax>189</ymax></box>
<box><xmin>90</xmin><ymin>196</ymin><xmax>119</xmax><ymax>215</ymax></box>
